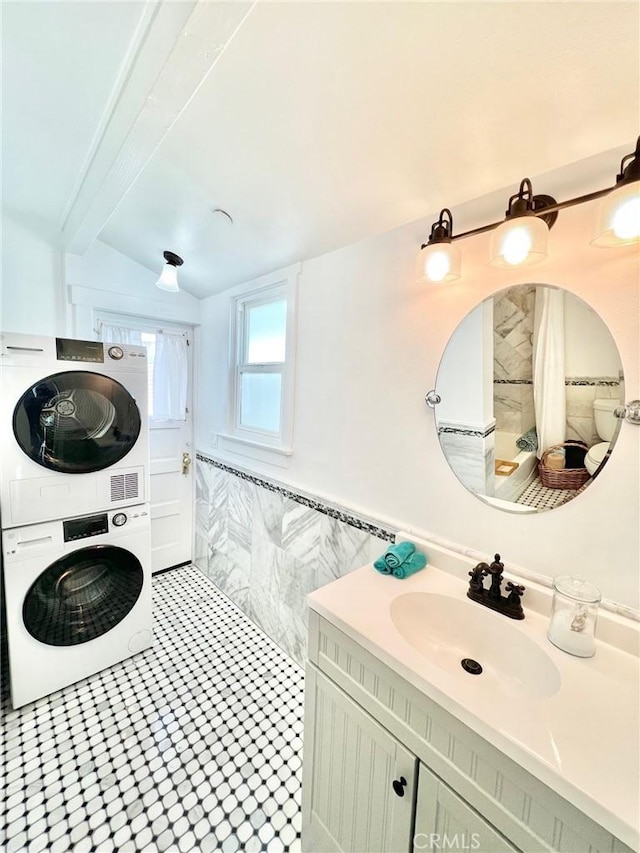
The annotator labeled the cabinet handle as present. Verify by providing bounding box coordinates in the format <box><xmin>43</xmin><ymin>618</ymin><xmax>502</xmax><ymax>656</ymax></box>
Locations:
<box><xmin>392</xmin><ymin>776</ymin><xmax>407</xmax><ymax>797</ymax></box>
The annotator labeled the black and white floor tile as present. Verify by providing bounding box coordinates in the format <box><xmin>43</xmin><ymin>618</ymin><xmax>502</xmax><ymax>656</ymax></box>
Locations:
<box><xmin>1</xmin><ymin>566</ymin><xmax>305</xmax><ymax>853</ymax></box>
<box><xmin>515</xmin><ymin>476</ymin><xmax>581</xmax><ymax>511</ymax></box>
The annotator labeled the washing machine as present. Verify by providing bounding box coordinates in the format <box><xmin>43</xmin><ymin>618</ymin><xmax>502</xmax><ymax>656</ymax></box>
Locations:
<box><xmin>2</xmin><ymin>505</ymin><xmax>152</xmax><ymax>707</ymax></box>
<box><xmin>0</xmin><ymin>332</ymin><xmax>149</xmax><ymax>528</ymax></box>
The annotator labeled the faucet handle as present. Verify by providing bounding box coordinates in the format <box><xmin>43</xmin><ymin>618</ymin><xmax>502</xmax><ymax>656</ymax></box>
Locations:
<box><xmin>505</xmin><ymin>581</ymin><xmax>525</xmax><ymax>606</ymax></box>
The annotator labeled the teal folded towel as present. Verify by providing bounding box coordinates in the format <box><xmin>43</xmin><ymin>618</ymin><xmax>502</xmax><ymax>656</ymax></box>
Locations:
<box><xmin>392</xmin><ymin>551</ymin><xmax>427</xmax><ymax>579</ymax></box>
<box><xmin>381</xmin><ymin>541</ymin><xmax>415</xmax><ymax>570</ymax></box>
<box><xmin>516</xmin><ymin>428</ymin><xmax>538</xmax><ymax>452</ymax></box>
<box><xmin>373</xmin><ymin>557</ymin><xmax>393</xmax><ymax>574</ymax></box>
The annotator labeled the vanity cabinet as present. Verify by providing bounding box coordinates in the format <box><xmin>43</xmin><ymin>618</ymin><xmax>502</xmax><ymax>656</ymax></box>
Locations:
<box><xmin>303</xmin><ymin>666</ymin><xmax>417</xmax><ymax>853</ymax></box>
<box><xmin>302</xmin><ymin>611</ymin><xmax>635</xmax><ymax>853</ymax></box>
<box><xmin>303</xmin><ymin>665</ymin><xmax>518</xmax><ymax>853</ymax></box>
<box><xmin>415</xmin><ymin>763</ymin><xmax>518</xmax><ymax>853</ymax></box>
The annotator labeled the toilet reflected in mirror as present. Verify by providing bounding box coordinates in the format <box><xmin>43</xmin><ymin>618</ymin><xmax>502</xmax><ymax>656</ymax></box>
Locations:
<box><xmin>584</xmin><ymin>399</ymin><xmax>618</xmax><ymax>475</ymax></box>
<box><xmin>433</xmin><ymin>284</ymin><xmax>624</xmax><ymax>513</ymax></box>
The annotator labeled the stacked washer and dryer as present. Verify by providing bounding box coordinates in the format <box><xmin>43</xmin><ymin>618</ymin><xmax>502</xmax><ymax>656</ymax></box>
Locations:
<box><xmin>1</xmin><ymin>333</ymin><xmax>153</xmax><ymax>708</ymax></box>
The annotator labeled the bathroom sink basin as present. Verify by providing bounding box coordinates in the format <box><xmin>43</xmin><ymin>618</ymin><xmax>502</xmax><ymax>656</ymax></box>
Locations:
<box><xmin>390</xmin><ymin>592</ymin><xmax>561</xmax><ymax>699</ymax></box>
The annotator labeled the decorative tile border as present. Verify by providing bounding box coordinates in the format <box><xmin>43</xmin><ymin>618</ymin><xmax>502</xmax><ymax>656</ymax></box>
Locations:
<box><xmin>196</xmin><ymin>453</ymin><xmax>395</xmax><ymax>542</ymax></box>
<box><xmin>437</xmin><ymin>424</ymin><xmax>496</xmax><ymax>439</ymax></box>
<box><xmin>494</xmin><ymin>377</ymin><xmax>621</xmax><ymax>387</ymax></box>
<box><xmin>565</xmin><ymin>376</ymin><xmax>621</xmax><ymax>387</ymax></box>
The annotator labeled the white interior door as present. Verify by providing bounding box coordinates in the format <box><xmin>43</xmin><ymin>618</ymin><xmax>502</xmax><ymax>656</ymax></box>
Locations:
<box><xmin>149</xmin><ymin>411</ymin><xmax>193</xmax><ymax>572</ymax></box>
<box><xmin>96</xmin><ymin>314</ymin><xmax>194</xmax><ymax>571</ymax></box>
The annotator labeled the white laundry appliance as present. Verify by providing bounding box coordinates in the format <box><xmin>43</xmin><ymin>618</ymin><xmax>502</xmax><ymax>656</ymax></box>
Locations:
<box><xmin>0</xmin><ymin>333</ymin><xmax>149</xmax><ymax>528</ymax></box>
<box><xmin>2</xmin><ymin>505</ymin><xmax>153</xmax><ymax>707</ymax></box>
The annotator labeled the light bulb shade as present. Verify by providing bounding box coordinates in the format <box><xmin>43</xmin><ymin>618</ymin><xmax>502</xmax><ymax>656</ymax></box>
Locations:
<box><xmin>591</xmin><ymin>181</ymin><xmax>640</xmax><ymax>247</ymax></box>
<box><xmin>416</xmin><ymin>241</ymin><xmax>461</xmax><ymax>283</ymax></box>
<box><xmin>156</xmin><ymin>262</ymin><xmax>179</xmax><ymax>292</ymax></box>
<box><xmin>490</xmin><ymin>214</ymin><xmax>549</xmax><ymax>268</ymax></box>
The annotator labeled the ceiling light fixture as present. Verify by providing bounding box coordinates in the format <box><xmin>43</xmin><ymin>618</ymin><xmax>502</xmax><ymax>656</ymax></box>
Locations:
<box><xmin>418</xmin><ymin>136</ymin><xmax>640</xmax><ymax>283</ymax></box>
<box><xmin>156</xmin><ymin>251</ymin><xmax>183</xmax><ymax>293</ymax></box>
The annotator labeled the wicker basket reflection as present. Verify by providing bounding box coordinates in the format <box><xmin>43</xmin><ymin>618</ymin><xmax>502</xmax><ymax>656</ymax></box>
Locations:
<box><xmin>538</xmin><ymin>440</ymin><xmax>591</xmax><ymax>490</ymax></box>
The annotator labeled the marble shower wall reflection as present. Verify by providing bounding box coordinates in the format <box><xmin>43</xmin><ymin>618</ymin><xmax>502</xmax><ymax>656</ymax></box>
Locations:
<box><xmin>194</xmin><ymin>455</ymin><xmax>392</xmax><ymax>665</ymax></box>
<box><xmin>493</xmin><ymin>286</ymin><xmax>536</xmax><ymax>435</ymax></box>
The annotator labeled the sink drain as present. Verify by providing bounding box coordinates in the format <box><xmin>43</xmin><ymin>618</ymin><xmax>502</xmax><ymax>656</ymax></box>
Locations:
<box><xmin>461</xmin><ymin>658</ymin><xmax>483</xmax><ymax>675</ymax></box>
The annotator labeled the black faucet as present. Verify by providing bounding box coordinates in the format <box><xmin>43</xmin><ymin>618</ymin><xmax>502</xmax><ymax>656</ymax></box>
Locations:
<box><xmin>467</xmin><ymin>553</ymin><xmax>525</xmax><ymax>620</ymax></box>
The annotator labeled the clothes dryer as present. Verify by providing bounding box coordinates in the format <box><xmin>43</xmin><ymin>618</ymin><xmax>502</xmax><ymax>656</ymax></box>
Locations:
<box><xmin>2</xmin><ymin>505</ymin><xmax>152</xmax><ymax>707</ymax></box>
<box><xmin>0</xmin><ymin>333</ymin><xmax>149</xmax><ymax>527</ymax></box>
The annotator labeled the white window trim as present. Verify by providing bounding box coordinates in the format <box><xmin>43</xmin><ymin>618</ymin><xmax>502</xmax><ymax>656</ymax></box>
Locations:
<box><xmin>219</xmin><ymin>264</ymin><xmax>299</xmax><ymax>464</ymax></box>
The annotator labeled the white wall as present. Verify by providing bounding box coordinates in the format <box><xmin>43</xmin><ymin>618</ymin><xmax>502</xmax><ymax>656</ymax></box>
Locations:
<box><xmin>437</xmin><ymin>301</ymin><xmax>494</xmax><ymax>429</ymax></box>
<box><xmin>196</xmin><ymin>174</ymin><xmax>640</xmax><ymax>611</ymax></box>
<box><xmin>1</xmin><ymin>212</ymin><xmax>65</xmax><ymax>334</ymax></box>
<box><xmin>564</xmin><ymin>292</ymin><xmax>621</xmax><ymax>376</ymax></box>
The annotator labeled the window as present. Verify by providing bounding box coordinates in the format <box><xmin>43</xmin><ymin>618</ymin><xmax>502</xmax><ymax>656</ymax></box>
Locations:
<box><xmin>227</xmin><ymin>267</ymin><xmax>298</xmax><ymax>456</ymax></box>
<box><xmin>96</xmin><ymin>314</ymin><xmax>190</xmax><ymax>422</ymax></box>
<box><xmin>237</xmin><ymin>293</ymin><xmax>286</xmax><ymax>434</ymax></box>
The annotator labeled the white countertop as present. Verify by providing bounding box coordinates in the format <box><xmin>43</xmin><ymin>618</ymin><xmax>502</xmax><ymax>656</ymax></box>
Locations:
<box><xmin>308</xmin><ymin>541</ymin><xmax>640</xmax><ymax>850</ymax></box>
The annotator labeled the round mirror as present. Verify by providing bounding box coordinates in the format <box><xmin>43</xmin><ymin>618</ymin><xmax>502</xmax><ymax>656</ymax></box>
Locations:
<box><xmin>433</xmin><ymin>284</ymin><xmax>624</xmax><ymax>513</ymax></box>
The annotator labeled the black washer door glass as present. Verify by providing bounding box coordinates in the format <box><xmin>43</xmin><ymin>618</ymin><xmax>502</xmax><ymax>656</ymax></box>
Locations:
<box><xmin>13</xmin><ymin>371</ymin><xmax>141</xmax><ymax>473</ymax></box>
<box><xmin>23</xmin><ymin>545</ymin><xmax>144</xmax><ymax>647</ymax></box>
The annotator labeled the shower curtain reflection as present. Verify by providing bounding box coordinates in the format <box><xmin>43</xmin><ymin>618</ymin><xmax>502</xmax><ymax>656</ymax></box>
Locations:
<box><xmin>532</xmin><ymin>287</ymin><xmax>566</xmax><ymax>458</ymax></box>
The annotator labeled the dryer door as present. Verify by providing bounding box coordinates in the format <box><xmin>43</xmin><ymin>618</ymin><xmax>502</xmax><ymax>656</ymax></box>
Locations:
<box><xmin>22</xmin><ymin>545</ymin><xmax>144</xmax><ymax>646</ymax></box>
<box><xmin>13</xmin><ymin>370</ymin><xmax>141</xmax><ymax>473</ymax></box>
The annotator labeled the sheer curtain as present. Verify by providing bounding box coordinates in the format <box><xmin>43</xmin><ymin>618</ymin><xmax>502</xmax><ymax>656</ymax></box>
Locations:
<box><xmin>153</xmin><ymin>332</ymin><xmax>188</xmax><ymax>421</ymax></box>
<box><xmin>98</xmin><ymin>322</ymin><xmax>143</xmax><ymax>346</ymax></box>
<box><xmin>532</xmin><ymin>287</ymin><xmax>566</xmax><ymax>458</ymax></box>
<box><xmin>98</xmin><ymin>321</ymin><xmax>188</xmax><ymax>422</ymax></box>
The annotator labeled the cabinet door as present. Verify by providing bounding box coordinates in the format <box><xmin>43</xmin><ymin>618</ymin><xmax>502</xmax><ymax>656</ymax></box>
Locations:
<box><xmin>302</xmin><ymin>665</ymin><xmax>417</xmax><ymax>853</ymax></box>
<box><xmin>414</xmin><ymin>763</ymin><xmax>519</xmax><ymax>853</ymax></box>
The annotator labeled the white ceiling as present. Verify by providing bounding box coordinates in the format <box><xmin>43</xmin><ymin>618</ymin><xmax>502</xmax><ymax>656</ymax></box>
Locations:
<box><xmin>2</xmin><ymin>1</ymin><xmax>146</xmax><ymax>228</ymax></box>
<box><xmin>3</xmin><ymin>1</ymin><xmax>639</xmax><ymax>298</ymax></box>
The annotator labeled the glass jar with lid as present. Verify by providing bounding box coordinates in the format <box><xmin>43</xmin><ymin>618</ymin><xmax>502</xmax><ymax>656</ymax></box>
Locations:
<box><xmin>547</xmin><ymin>575</ymin><xmax>602</xmax><ymax>657</ymax></box>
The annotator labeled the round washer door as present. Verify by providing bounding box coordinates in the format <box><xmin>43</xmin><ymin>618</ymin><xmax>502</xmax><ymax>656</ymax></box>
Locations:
<box><xmin>22</xmin><ymin>545</ymin><xmax>144</xmax><ymax>647</ymax></box>
<box><xmin>13</xmin><ymin>371</ymin><xmax>141</xmax><ymax>473</ymax></box>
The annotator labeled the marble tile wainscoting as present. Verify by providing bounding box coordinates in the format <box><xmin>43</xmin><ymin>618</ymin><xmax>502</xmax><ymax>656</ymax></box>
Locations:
<box><xmin>436</xmin><ymin>421</ymin><xmax>496</xmax><ymax>497</ymax></box>
<box><xmin>194</xmin><ymin>455</ymin><xmax>394</xmax><ymax>666</ymax></box>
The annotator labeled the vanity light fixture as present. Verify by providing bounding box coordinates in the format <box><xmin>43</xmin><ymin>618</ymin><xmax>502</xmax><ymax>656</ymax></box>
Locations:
<box><xmin>592</xmin><ymin>136</ymin><xmax>640</xmax><ymax>246</ymax></box>
<box><xmin>418</xmin><ymin>136</ymin><xmax>640</xmax><ymax>282</ymax></box>
<box><xmin>489</xmin><ymin>179</ymin><xmax>557</xmax><ymax>268</ymax></box>
<box><xmin>156</xmin><ymin>251</ymin><xmax>183</xmax><ymax>293</ymax></box>
<box><xmin>416</xmin><ymin>208</ymin><xmax>461</xmax><ymax>283</ymax></box>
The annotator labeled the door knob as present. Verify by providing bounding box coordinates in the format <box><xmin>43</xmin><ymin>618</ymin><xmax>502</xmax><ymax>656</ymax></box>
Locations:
<box><xmin>392</xmin><ymin>776</ymin><xmax>407</xmax><ymax>797</ymax></box>
<box><xmin>182</xmin><ymin>452</ymin><xmax>192</xmax><ymax>475</ymax></box>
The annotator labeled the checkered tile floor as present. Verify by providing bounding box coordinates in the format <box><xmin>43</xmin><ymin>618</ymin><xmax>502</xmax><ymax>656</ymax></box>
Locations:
<box><xmin>1</xmin><ymin>566</ymin><xmax>305</xmax><ymax>852</ymax></box>
<box><xmin>515</xmin><ymin>476</ymin><xmax>581</xmax><ymax>510</ymax></box>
